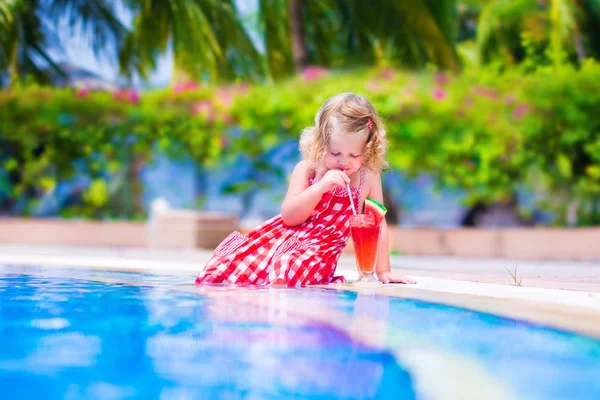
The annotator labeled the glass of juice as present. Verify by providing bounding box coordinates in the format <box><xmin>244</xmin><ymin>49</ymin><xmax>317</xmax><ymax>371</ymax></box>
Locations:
<box><xmin>349</xmin><ymin>214</ymin><xmax>381</xmax><ymax>283</ymax></box>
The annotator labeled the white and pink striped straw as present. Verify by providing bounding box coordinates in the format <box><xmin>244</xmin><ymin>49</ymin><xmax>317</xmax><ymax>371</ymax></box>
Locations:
<box><xmin>346</xmin><ymin>184</ymin><xmax>357</xmax><ymax>215</ymax></box>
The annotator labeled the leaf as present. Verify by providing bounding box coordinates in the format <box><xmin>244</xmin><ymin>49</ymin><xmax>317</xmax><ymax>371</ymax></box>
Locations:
<box><xmin>556</xmin><ymin>153</ymin><xmax>572</xmax><ymax>179</ymax></box>
<box><xmin>83</xmin><ymin>179</ymin><xmax>109</xmax><ymax>208</ymax></box>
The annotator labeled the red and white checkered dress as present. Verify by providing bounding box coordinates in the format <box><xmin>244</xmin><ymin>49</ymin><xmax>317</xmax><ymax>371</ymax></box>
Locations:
<box><xmin>196</xmin><ymin>169</ymin><xmax>365</xmax><ymax>287</ymax></box>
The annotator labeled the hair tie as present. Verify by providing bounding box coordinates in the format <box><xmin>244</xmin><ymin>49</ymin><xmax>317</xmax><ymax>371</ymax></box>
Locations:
<box><xmin>367</xmin><ymin>117</ymin><xmax>373</xmax><ymax>130</ymax></box>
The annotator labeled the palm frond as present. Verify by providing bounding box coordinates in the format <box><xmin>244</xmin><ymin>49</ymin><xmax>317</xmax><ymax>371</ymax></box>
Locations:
<box><xmin>426</xmin><ymin>0</ymin><xmax>459</xmax><ymax>46</ymax></box>
<box><xmin>304</xmin><ymin>1</ymin><xmax>338</xmax><ymax>66</ymax></box>
<box><xmin>397</xmin><ymin>0</ymin><xmax>460</xmax><ymax>70</ymax></box>
<box><xmin>476</xmin><ymin>0</ymin><xmax>538</xmax><ymax>64</ymax></box>
<box><xmin>550</xmin><ymin>0</ymin><xmax>578</xmax><ymax>41</ymax></box>
<box><xmin>259</xmin><ymin>0</ymin><xmax>293</xmax><ymax>79</ymax></box>
<box><xmin>46</xmin><ymin>0</ymin><xmax>127</xmax><ymax>57</ymax></box>
<box><xmin>0</xmin><ymin>0</ymin><xmax>18</xmax><ymax>73</ymax></box>
<box><xmin>126</xmin><ymin>0</ymin><xmax>261</xmax><ymax>82</ymax></box>
<box><xmin>582</xmin><ymin>0</ymin><xmax>600</xmax><ymax>57</ymax></box>
<box><xmin>205</xmin><ymin>0</ymin><xmax>264</xmax><ymax>80</ymax></box>
<box><xmin>117</xmin><ymin>29</ymin><xmax>156</xmax><ymax>80</ymax></box>
<box><xmin>330</xmin><ymin>0</ymin><xmax>459</xmax><ymax>70</ymax></box>
<box><xmin>0</xmin><ymin>0</ymin><xmax>65</xmax><ymax>84</ymax></box>
<box><xmin>549</xmin><ymin>0</ymin><xmax>582</xmax><ymax>61</ymax></box>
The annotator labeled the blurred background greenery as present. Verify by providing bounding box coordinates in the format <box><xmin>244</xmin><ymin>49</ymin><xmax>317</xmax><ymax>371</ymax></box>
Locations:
<box><xmin>1</xmin><ymin>0</ymin><xmax>599</xmax><ymax>227</ymax></box>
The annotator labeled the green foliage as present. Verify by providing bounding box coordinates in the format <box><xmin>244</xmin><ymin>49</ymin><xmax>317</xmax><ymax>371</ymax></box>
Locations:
<box><xmin>0</xmin><ymin>83</ymin><xmax>229</xmax><ymax>218</ymax></box>
<box><xmin>2</xmin><ymin>0</ymin><xmax>462</xmax><ymax>86</ymax></box>
<box><xmin>518</xmin><ymin>61</ymin><xmax>600</xmax><ymax>225</ymax></box>
<box><xmin>1</xmin><ymin>64</ymin><xmax>600</xmax><ymax>225</ymax></box>
<box><xmin>476</xmin><ymin>0</ymin><xmax>600</xmax><ymax>69</ymax></box>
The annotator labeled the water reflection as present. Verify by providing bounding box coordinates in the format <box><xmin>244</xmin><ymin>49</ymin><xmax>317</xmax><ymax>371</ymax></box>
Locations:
<box><xmin>0</xmin><ymin>275</ymin><xmax>415</xmax><ymax>399</ymax></box>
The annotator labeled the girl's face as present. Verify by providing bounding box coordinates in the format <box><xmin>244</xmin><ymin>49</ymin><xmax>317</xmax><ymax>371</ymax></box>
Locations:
<box><xmin>324</xmin><ymin>132</ymin><xmax>367</xmax><ymax>177</ymax></box>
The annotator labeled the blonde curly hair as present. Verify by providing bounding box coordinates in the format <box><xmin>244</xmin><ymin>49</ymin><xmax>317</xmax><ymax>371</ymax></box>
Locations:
<box><xmin>299</xmin><ymin>92</ymin><xmax>388</xmax><ymax>173</ymax></box>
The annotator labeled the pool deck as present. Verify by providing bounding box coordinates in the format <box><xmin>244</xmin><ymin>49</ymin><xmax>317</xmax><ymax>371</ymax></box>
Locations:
<box><xmin>1</xmin><ymin>243</ymin><xmax>599</xmax><ymax>338</ymax></box>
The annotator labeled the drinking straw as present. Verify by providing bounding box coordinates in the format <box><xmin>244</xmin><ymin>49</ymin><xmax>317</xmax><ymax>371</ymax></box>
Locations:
<box><xmin>347</xmin><ymin>184</ymin><xmax>357</xmax><ymax>215</ymax></box>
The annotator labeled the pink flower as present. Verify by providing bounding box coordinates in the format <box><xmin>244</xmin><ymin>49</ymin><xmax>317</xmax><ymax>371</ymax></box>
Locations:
<box><xmin>173</xmin><ymin>81</ymin><xmax>200</xmax><ymax>93</ymax></box>
<box><xmin>504</xmin><ymin>94</ymin><xmax>515</xmax><ymax>105</ymax></box>
<box><xmin>113</xmin><ymin>89</ymin><xmax>140</xmax><ymax>104</ymax></box>
<box><xmin>513</xmin><ymin>104</ymin><xmax>529</xmax><ymax>119</ymax></box>
<box><xmin>217</xmin><ymin>89</ymin><xmax>234</xmax><ymax>107</ymax></box>
<box><xmin>434</xmin><ymin>73</ymin><xmax>450</xmax><ymax>86</ymax></box>
<box><xmin>128</xmin><ymin>91</ymin><xmax>140</xmax><ymax>104</ymax></box>
<box><xmin>379</xmin><ymin>68</ymin><xmax>395</xmax><ymax>80</ymax></box>
<box><xmin>472</xmin><ymin>86</ymin><xmax>498</xmax><ymax>99</ymax></box>
<box><xmin>76</xmin><ymin>88</ymin><xmax>89</xmax><ymax>97</ymax></box>
<box><xmin>301</xmin><ymin>66</ymin><xmax>328</xmax><ymax>81</ymax></box>
<box><xmin>220</xmin><ymin>137</ymin><xmax>229</xmax><ymax>148</ymax></box>
<box><xmin>366</xmin><ymin>81</ymin><xmax>381</xmax><ymax>92</ymax></box>
<box><xmin>192</xmin><ymin>100</ymin><xmax>214</xmax><ymax>122</ymax></box>
<box><xmin>433</xmin><ymin>88</ymin><xmax>447</xmax><ymax>101</ymax></box>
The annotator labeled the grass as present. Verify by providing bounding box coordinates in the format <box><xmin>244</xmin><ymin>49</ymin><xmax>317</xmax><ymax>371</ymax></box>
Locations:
<box><xmin>507</xmin><ymin>263</ymin><xmax>522</xmax><ymax>287</ymax></box>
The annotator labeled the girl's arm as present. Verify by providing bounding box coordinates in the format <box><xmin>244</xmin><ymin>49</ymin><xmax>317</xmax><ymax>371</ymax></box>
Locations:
<box><xmin>365</xmin><ymin>172</ymin><xmax>415</xmax><ymax>284</ymax></box>
<box><xmin>282</xmin><ymin>161</ymin><xmax>350</xmax><ymax>226</ymax></box>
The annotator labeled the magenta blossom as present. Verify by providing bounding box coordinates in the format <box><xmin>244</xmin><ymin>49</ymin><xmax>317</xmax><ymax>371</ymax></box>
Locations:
<box><xmin>128</xmin><ymin>91</ymin><xmax>140</xmax><ymax>104</ymax></box>
<box><xmin>433</xmin><ymin>88</ymin><xmax>447</xmax><ymax>101</ymax></box>
<box><xmin>301</xmin><ymin>66</ymin><xmax>328</xmax><ymax>81</ymax></box>
<box><xmin>513</xmin><ymin>104</ymin><xmax>529</xmax><ymax>119</ymax></box>
<box><xmin>434</xmin><ymin>73</ymin><xmax>450</xmax><ymax>86</ymax></box>
<box><xmin>76</xmin><ymin>88</ymin><xmax>89</xmax><ymax>97</ymax></box>
<box><xmin>192</xmin><ymin>100</ymin><xmax>214</xmax><ymax>122</ymax></box>
<box><xmin>472</xmin><ymin>86</ymin><xmax>498</xmax><ymax>99</ymax></box>
<box><xmin>216</xmin><ymin>88</ymin><xmax>234</xmax><ymax>107</ymax></box>
<box><xmin>379</xmin><ymin>68</ymin><xmax>395</xmax><ymax>80</ymax></box>
<box><xmin>113</xmin><ymin>89</ymin><xmax>140</xmax><ymax>104</ymax></box>
<box><xmin>173</xmin><ymin>81</ymin><xmax>200</xmax><ymax>93</ymax></box>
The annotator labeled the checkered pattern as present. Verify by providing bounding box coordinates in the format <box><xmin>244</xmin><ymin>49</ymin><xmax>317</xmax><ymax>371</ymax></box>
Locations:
<box><xmin>196</xmin><ymin>169</ymin><xmax>365</xmax><ymax>287</ymax></box>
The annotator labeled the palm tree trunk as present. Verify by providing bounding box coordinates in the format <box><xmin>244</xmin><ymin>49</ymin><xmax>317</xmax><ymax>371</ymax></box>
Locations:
<box><xmin>573</xmin><ymin>30</ymin><xmax>586</xmax><ymax>62</ymax></box>
<box><xmin>288</xmin><ymin>0</ymin><xmax>309</xmax><ymax>71</ymax></box>
<box><xmin>8</xmin><ymin>35</ymin><xmax>20</xmax><ymax>85</ymax></box>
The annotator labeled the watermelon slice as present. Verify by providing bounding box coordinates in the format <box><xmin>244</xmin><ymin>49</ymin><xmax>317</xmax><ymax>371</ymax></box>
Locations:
<box><xmin>364</xmin><ymin>197</ymin><xmax>387</xmax><ymax>225</ymax></box>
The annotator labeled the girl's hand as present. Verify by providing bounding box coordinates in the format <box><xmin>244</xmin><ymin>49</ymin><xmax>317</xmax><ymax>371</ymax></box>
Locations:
<box><xmin>377</xmin><ymin>271</ymin><xmax>416</xmax><ymax>284</ymax></box>
<box><xmin>317</xmin><ymin>169</ymin><xmax>350</xmax><ymax>193</ymax></box>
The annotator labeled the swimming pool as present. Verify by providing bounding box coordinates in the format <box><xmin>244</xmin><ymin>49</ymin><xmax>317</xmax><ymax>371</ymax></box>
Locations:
<box><xmin>1</xmin><ymin>266</ymin><xmax>599</xmax><ymax>400</ymax></box>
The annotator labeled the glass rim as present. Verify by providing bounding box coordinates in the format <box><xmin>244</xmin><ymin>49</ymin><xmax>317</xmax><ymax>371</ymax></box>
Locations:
<box><xmin>348</xmin><ymin>214</ymin><xmax>376</xmax><ymax>225</ymax></box>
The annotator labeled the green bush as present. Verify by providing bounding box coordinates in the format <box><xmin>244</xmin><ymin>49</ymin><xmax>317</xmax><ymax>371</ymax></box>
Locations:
<box><xmin>518</xmin><ymin>61</ymin><xmax>600</xmax><ymax>225</ymax></box>
<box><xmin>1</xmin><ymin>64</ymin><xmax>599</xmax><ymax>225</ymax></box>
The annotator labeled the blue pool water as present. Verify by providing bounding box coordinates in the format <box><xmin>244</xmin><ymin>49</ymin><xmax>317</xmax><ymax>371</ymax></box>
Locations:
<box><xmin>1</xmin><ymin>268</ymin><xmax>599</xmax><ymax>400</ymax></box>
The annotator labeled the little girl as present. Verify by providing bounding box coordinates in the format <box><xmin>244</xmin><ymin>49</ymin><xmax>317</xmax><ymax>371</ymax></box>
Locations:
<box><xmin>196</xmin><ymin>92</ymin><xmax>415</xmax><ymax>286</ymax></box>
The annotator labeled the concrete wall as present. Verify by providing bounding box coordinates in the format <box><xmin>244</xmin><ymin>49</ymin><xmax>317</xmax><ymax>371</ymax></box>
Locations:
<box><xmin>1</xmin><ymin>218</ymin><xmax>598</xmax><ymax>260</ymax></box>
<box><xmin>389</xmin><ymin>227</ymin><xmax>600</xmax><ymax>260</ymax></box>
<box><xmin>0</xmin><ymin>218</ymin><xmax>147</xmax><ymax>247</ymax></box>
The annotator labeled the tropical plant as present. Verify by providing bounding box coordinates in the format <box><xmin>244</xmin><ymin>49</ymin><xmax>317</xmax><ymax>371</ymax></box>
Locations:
<box><xmin>1</xmin><ymin>0</ymin><xmax>463</xmax><ymax>86</ymax></box>
<box><xmin>259</xmin><ymin>0</ymin><xmax>461</xmax><ymax>78</ymax></box>
<box><xmin>477</xmin><ymin>0</ymin><xmax>600</xmax><ymax>67</ymax></box>
<box><xmin>121</xmin><ymin>0</ymin><xmax>264</xmax><ymax>82</ymax></box>
<box><xmin>0</xmin><ymin>0</ymin><xmax>263</xmax><ymax>86</ymax></box>
<box><xmin>0</xmin><ymin>0</ymin><xmax>127</xmax><ymax>84</ymax></box>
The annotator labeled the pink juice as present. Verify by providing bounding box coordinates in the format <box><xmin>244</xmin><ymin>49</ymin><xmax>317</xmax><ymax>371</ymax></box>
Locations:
<box><xmin>350</xmin><ymin>215</ymin><xmax>381</xmax><ymax>274</ymax></box>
